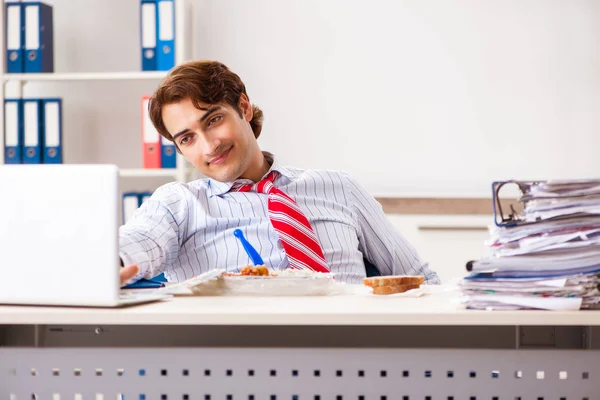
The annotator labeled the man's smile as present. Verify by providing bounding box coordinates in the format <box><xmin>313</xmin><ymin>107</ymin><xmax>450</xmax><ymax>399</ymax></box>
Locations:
<box><xmin>209</xmin><ymin>146</ymin><xmax>233</xmax><ymax>165</ymax></box>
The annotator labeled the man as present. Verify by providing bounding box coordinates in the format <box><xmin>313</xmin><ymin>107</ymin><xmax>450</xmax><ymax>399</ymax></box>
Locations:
<box><xmin>119</xmin><ymin>60</ymin><xmax>440</xmax><ymax>286</ymax></box>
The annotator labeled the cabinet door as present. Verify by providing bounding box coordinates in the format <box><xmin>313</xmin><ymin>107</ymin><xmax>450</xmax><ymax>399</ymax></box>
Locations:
<box><xmin>386</xmin><ymin>214</ymin><xmax>491</xmax><ymax>283</ymax></box>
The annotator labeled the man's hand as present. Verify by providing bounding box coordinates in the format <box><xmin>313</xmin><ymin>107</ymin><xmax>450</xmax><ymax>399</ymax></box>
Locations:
<box><xmin>120</xmin><ymin>264</ymin><xmax>140</xmax><ymax>286</ymax></box>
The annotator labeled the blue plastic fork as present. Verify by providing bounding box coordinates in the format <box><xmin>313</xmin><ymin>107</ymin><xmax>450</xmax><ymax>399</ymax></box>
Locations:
<box><xmin>233</xmin><ymin>229</ymin><xmax>265</xmax><ymax>266</ymax></box>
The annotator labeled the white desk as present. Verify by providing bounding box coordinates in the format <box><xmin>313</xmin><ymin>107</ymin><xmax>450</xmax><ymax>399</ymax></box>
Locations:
<box><xmin>0</xmin><ymin>292</ymin><xmax>599</xmax><ymax>326</ymax></box>
<box><xmin>1</xmin><ymin>291</ymin><xmax>599</xmax><ymax>399</ymax></box>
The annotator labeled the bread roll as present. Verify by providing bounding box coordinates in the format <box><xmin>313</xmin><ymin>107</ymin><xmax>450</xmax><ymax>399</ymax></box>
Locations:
<box><xmin>363</xmin><ymin>275</ymin><xmax>424</xmax><ymax>287</ymax></box>
<box><xmin>372</xmin><ymin>284</ymin><xmax>421</xmax><ymax>295</ymax></box>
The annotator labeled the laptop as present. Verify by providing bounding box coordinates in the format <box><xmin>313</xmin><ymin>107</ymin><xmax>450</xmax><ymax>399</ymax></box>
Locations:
<box><xmin>0</xmin><ymin>164</ymin><xmax>170</xmax><ymax>307</ymax></box>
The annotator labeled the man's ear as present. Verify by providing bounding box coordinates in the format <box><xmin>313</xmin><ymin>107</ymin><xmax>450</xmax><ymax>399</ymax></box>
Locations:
<box><xmin>239</xmin><ymin>93</ymin><xmax>253</xmax><ymax>121</ymax></box>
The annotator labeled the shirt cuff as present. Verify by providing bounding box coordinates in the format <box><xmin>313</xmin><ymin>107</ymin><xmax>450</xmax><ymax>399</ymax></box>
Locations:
<box><xmin>119</xmin><ymin>251</ymin><xmax>137</xmax><ymax>269</ymax></box>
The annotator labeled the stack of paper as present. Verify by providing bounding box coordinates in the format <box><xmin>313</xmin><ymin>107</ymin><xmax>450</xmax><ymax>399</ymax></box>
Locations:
<box><xmin>461</xmin><ymin>179</ymin><xmax>600</xmax><ymax>311</ymax></box>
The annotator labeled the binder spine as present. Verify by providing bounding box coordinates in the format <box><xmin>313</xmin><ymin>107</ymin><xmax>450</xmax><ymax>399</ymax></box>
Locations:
<box><xmin>23</xmin><ymin>2</ymin><xmax>54</xmax><ymax>73</ymax></box>
<box><xmin>23</xmin><ymin>98</ymin><xmax>43</xmax><ymax>164</ymax></box>
<box><xmin>160</xmin><ymin>135</ymin><xmax>176</xmax><ymax>168</ymax></box>
<box><xmin>142</xmin><ymin>96</ymin><xmax>161</xmax><ymax>168</ymax></box>
<box><xmin>156</xmin><ymin>0</ymin><xmax>175</xmax><ymax>71</ymax></box>
<box><xmin>42</xmin><ymin>98</ymin><xmax>63</xmax><ymax>164</ymax></box>
<box><xmin>5</xmin><ymin>2</ymin><xmax>24</xmax><ymax>73</ymax></box>
<box><xmin>39</xmin><ymin>2</ymin><xmax>54</xmax><ymax>73</ymax></box>
<box><xmin>4</xmin><ymin>99</ymin><xmax>23</xmax><ymax>164</ymax></box>
<box><xmin>140</xmin><ymin>0</ymin><xmax>158</xmax><ymax>71</ymax></box>
<box><xmin>122</xmin><ymin>192</ymin><xmax>142</xmax><ymax>224</ymax></box>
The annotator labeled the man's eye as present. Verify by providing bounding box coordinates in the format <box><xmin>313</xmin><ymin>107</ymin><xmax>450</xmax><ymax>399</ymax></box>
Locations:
<box><xmin>208</xmin><ymin>115</ymin><xmax>222</xmax><ymax>126</ymax></box>
<box><xmin>180</xmin><ymin>136</ymin><xmax>190</xmax><ymax>145</ymax></box>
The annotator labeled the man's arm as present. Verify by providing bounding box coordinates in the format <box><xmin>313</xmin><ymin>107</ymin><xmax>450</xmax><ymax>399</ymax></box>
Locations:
<box><xmin>119</xmin><ymin>184</ymin><xmax>187</xmax><ymax>282</ymax></box>
<box><xmin>344</xmin><ymin>174</ymin><xmax>441</xmax><ymax>284</ymax></box>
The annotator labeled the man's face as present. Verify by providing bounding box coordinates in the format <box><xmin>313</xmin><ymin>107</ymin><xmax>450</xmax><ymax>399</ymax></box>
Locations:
<box><xmin>162</xmin><ymin>96</ymin><xmax>255</xmax><ymax>182</ymax></box>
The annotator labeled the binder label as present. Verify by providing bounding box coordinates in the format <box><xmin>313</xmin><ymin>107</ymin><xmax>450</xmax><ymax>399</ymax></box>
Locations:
<box><xmin>24</xmin><ymin>102</ymin><xmax>39</xmax><ymax>146</ymax></box>
<box><xmin>158</xmin><ymin>1</ymin><xmax>174</xmax><ymax>41</ymax></box>
<box><xmin>5</xmin><ymin>103</ymin><xmax>19</xmax><ymax>146</ymax></box>
<box><xmin>7</xmin><ymin>5</ymin><xmax>21</xmax><ymax>51</ymax></box>
<box><xmin>123</xmin><ymin>195</ymin><xmax>140</xmax><ymax>223</ymax></box>
<box><xmin>143</xmin><ymin>98</ymin><xmax>159</xmax><ymax>142</ymax></box>
<box><xmin>25</xmin><ymin>5</ymin><xmax>39</xmax><ymax>50</ymax></box>
<box><xmin>45</xmin><ymin>102</ymin><xmax>60</xmax><ymax>147</ymax></box>
<box><xmin>142</xmin><ymin>3</ymin><xmax>157</xmax><ymax>48</ymax></box>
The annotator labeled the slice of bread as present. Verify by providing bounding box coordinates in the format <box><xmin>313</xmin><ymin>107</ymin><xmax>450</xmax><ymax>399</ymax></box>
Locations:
<box><xmin>363</xmin><ymin>275</ymin><xmax>424</xmax><ymax>287</ymax></box>
<box><xmin>372</xmin><ymin>284</ymin><xmax>421</xmax><ymax>295</ymax></box>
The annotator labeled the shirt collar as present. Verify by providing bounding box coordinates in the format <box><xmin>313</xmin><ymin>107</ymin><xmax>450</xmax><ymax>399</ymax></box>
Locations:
<box><xmin>207</xmin><ymin>152</ymin><xmax>295</xmax><ymax>197</ymax></box>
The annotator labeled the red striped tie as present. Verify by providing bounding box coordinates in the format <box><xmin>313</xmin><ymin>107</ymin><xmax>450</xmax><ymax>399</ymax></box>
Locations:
<box><xmin>232</xmin><ymin>171</ymin><xmax>330</xmax><ymax>272</ymax></box>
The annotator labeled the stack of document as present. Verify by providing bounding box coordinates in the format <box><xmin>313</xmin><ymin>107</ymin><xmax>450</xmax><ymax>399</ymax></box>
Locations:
<box><xmin>461</xmin><ymin>179</ymin><xmax>600</xmax><ymax>311</ymax></box>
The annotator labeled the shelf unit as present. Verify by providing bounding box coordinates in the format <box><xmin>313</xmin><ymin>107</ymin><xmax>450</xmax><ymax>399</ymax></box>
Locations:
<box><xmin>119</xmin><ymin>168</ymin><xmax>179</xmax><ymax>178</ymax></box>
<box><xmin>0</xmin><ymin>0</ymin><xmax>194</xmax><ymax>184</ymax></box>
<box><xmin>1</xmin><ymin>71</ymin><xmax>168</xmax><ymax>82</ymax></box>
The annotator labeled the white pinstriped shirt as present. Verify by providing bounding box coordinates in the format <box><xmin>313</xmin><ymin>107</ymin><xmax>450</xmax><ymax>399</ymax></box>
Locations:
<box><xmin>119</xmin><ymin>154</ymin><xmax>440</xmax><ymax>284</ymax></box>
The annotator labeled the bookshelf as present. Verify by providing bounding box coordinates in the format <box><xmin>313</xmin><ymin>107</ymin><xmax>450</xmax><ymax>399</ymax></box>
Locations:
<box><xmin>119</xmin><ymin>168</ymin><xmax>178</xmax><ymax>178</ymax></box>
<box><xmin>1</xmin><ymin>71</ymin><xmax>168</xmax><ymax>82</ymax></box>
<box><xmin>0</xmin><ymin>0</ymin><xmax>194</xmax><ymax>184</ymax></box>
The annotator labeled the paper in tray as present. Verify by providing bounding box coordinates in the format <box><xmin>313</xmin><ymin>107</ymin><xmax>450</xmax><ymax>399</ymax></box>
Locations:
<box><xmin>156</xmin><ymin>269</ymin><xmax>226</xmax><ymax>295</ymax></box>
<box><xmin>188</xmin><ymin>269</ymin><xmax>337</xmax><ymax>296</ymax></box>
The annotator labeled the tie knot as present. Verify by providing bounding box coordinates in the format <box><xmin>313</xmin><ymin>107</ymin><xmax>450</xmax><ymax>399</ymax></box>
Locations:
<box><xmin>231</xmin><ymin>171</ymin><xmax>279</xmax><ymax>194</ymax></box>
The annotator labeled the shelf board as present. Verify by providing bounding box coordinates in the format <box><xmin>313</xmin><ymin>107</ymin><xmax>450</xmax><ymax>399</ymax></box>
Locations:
<box><xmin>119</xmin><ymin>168</ymin><xmax>178</xmax><ymax>178</ymax></box>
<box><xmin>1</xmin><ymin>71</ymin><xmax>168</xmax><ymax>82</ymax></box>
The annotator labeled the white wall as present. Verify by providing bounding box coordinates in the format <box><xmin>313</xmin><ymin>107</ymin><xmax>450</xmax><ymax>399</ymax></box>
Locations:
<box><xmin>195</xmin><ymin>0</ymin><xmax>600</xmax><ymax>196</ymax></box>
<box><xmin>16</xmin><ymin>0</ymin><xmax>600</xmax><ymax>197</ymax></box>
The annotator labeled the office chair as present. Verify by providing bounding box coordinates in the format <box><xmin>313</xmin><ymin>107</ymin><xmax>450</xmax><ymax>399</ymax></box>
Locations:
<box><xmin>364</xmin><ymin>257</ymin><xmax>381</xmax><ymax>277</ymax></box>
